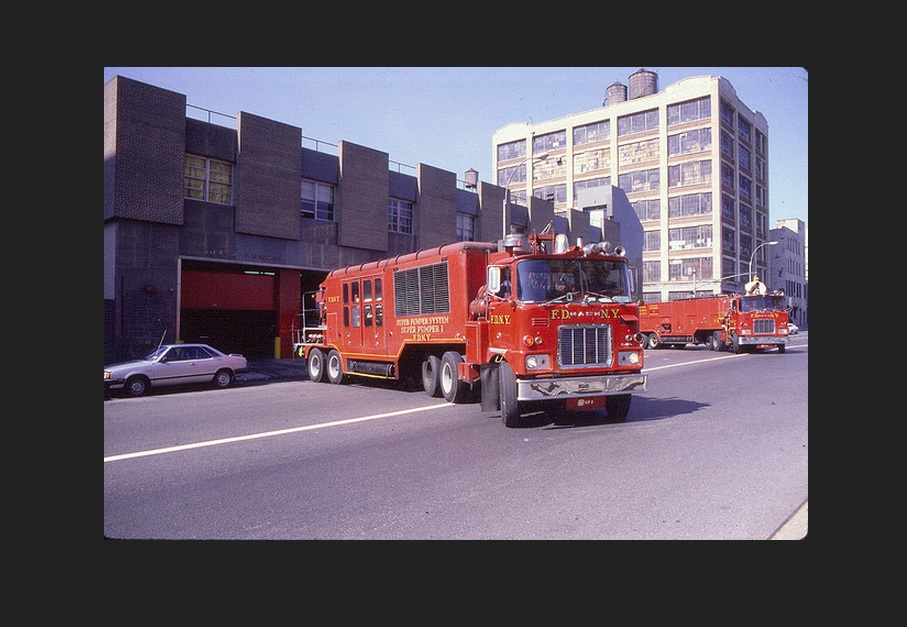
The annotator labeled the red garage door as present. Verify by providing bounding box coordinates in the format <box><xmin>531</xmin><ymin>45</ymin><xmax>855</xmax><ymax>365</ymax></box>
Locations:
<box><xmin>180</xmin><ymin>267</ymin><xmax>278</xmax><ymax>357</ymax></box>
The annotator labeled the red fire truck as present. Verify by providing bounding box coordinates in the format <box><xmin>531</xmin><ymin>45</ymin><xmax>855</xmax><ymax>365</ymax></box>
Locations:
<box><xmin>638</xmin><ymin>293</ymin><xmax>791</xmax><ymax>353</ymax></box>
<box><xmin>293</xmin><ymin>232</ymin><xmax>647</xmax><ymax>427</ymax></box>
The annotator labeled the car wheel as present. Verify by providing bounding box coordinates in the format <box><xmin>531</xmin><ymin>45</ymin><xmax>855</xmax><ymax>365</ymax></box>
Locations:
<box><xmin>421</xmin><ymin>355</ymin><xmax>442</xmax><ymax>397</ymax></box>
<box><xmin>440</xmin><ymin>351</ymin><xmax>468</xmax><ymax>403</ymax></box>
<box><xmin>606</xmin><ymin>394</ymin><xmax>631</xmax><ymax>420</ymax></box>
<box><xmin>327</xmin><ymin>350</ymin><xmax>344</xmax><ymax>384</ymax></box>
<box><xmin>125</xmin><ymin>375</ymin><xmax>149</xmax><ymax>397</ymax></box>
<box><xmin>499</xmin><ymin>361</ymin><xmax>522</xmax><ymax>428</ymax></box>
<box><xmin>307</xmin><ymin>348</ymin><xmax>327</xmax><ymax>383</ymax></box>
<box><xmin>213</xmin><ymin>369</ymin><xmax>234</xmax><ymax>389</ymax></box>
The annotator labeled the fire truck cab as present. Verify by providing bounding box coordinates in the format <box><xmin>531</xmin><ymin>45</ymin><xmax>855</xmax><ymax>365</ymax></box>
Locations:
<box><xmin>294</xmin><ymin>232</ymin><xmax>647</xmax><ymax>427</ymax></box>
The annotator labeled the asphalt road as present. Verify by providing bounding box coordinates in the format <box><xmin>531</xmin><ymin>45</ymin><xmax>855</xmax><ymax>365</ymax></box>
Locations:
<box><xmin>103</xmin><ymin>332</ymin><xmax>808</xmax><ymax>540</ymax></box>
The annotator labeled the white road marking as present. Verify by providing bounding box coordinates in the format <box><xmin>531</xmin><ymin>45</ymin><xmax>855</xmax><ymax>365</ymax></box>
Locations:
<box><xmin>106</xmin><ymin>341</ymin><xmax>807</xmax><ymax>463</ymax></box>
<box><xmin>104</xmin><ymin>402</ymin><xmax>449</xmax><ymax>463</ymax></box>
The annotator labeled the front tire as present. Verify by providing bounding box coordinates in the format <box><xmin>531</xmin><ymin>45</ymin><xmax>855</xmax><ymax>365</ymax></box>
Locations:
<box><xmin>125</xmin><ymin>375</ymin><xmax>149</xmax><ymax>397</ymax></box>
<box><xmin>499</xmin><ymin>361</ymin><xmax>522</xmax><ymax>428</ymax></box>
<box><xmin>606</xmin><ymin>394</ymin><xmax>631</xmax><ymax>420</ymax></box>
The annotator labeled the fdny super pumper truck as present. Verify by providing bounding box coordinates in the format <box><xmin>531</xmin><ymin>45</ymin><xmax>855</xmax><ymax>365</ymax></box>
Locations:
<box><xmin>294</xmin><ymin>232</ymin><xmax>647</xmax><ymax>427</ymax></box>
<box><xmin>638</xmin><ymin>292</ymin><xmax>791</xmax><ymax>353</ymax></box>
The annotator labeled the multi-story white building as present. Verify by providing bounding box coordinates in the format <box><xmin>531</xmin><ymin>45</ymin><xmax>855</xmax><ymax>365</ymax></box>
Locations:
<box><xmin>771</xmin><ymin>219</ymin><xmax>808</xmax><ymax>328</ymax></box>
<box><xmin>492</xmin><ymin>69</ymin><xmax>771</xmax><ymax>302</ymax></box>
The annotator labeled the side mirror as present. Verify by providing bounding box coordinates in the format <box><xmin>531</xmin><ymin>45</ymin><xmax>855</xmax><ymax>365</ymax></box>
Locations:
<box><xmin>487</xmin><ymin>266</ymin><xmax>501</xmax><ymax>294</ymax></box>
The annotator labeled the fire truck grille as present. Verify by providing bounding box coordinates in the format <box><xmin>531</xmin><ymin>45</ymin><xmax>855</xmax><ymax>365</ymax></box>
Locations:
<box><xmin>558</xmin><ymin>325</ymin><xmax>612</xmax><ymax>368</ymax></box>
<box><xmin>753</xmin><ymin>319</ymin><xmax>775</xmax><ymax>334</ymax></box>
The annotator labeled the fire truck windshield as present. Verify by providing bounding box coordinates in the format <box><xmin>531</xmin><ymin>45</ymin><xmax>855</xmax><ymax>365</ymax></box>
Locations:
<box><xmin>516</xmin><ymin>258</ymin><xmax>630</xmax><ymax>304</ymax></box>
<box><xmin>739</xmin><ymin>295</ymin><xmax>786</xmax><ymax>312</ymax></box>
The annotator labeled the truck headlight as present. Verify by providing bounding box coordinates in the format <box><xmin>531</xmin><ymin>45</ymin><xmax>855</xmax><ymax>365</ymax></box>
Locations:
<box><xmin>618</xmin><ymin>351</ymin><xmax>640</xmax><ymax>366</ymax></box>
<box><xmin>525</xmin><ymin>354</ymin><xmax>550</xmax><ymax>370</ymax></box>
<box><xmin>104</xmin><ymin>371</ymin><xmax>111</xmax><ymax>380</ymax></box>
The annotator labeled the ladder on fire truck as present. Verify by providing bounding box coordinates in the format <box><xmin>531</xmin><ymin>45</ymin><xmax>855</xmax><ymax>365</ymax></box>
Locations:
<box><xmin>292</xmin><ymin>290</ymin><xmax>326</xmax><ymax>358</ymax></box>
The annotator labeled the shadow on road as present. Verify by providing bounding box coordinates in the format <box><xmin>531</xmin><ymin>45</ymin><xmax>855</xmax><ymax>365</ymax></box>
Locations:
<box><xmin>535</xmin><ymin>395</ymin><xmax>709</xmax><ymax>430</ymax></box>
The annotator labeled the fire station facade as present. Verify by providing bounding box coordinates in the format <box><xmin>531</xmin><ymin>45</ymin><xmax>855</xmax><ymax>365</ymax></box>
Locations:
<box><xmin>104</xmin><ymin>76</ymin><xmax>616</xmax><ymax>362</ymax></box>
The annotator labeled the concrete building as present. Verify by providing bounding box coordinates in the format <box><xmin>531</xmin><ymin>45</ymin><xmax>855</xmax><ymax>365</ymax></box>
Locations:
<box><xmin>104</xmin><ymin>75</ymin><xmax>594</xmax><ymax>362</ymax></box>
<box><xmin>771</xmin><ymin>219</ymin><xmax>808</xmax><ymax>328</ymax></box>
<box><xmin>492</xmin><ymin>69</ymin><xmax>773</xmax><ymax>302</ymax></box>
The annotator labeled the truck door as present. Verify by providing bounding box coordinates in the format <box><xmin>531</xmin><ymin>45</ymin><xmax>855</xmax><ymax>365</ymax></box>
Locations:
<box><xmin>342</xmin><ymin>279</ymin><xmax>364</xmax><ymax>352</ymax></box>
<box><xmin>361</xmin><ymin>277</ymin><xmax>387</xmax><ymax>355</ymax></box>
<box><xmin>341</xmin><ymin>276</ymin><xmax>387</xmax><ymax>355</ymax></box>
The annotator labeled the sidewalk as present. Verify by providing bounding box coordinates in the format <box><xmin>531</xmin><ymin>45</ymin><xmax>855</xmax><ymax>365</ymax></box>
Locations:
<box><xmin>237</xmin><ymin>358</ymin><xmax>309</xmax><ymax>383</ymax></box>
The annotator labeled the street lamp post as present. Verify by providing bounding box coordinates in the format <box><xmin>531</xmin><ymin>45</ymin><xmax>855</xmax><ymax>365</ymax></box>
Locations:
<box><xmin>502</xmin><ymin>152</ymin><xmax>549</xmax><ymax>238</ymax></box>
<box><xmin>748</xmin><ymin>240</ymin><xmax>778</xmax><ymax>280</ymax></box>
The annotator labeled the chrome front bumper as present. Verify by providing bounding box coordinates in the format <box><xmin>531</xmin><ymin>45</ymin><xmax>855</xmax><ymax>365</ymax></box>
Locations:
<box><xmin>517</xmin><ymin>373</ymin><xmax>647</xmax><ymax>401</ymax></box>
<box><xmin>738</xmin><ymin>335</ymin><xmax>790</xmax><ymax>345</ymax></box>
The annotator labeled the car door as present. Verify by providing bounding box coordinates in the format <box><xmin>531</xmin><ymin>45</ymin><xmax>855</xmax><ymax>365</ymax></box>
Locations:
<box><xmin>155</xmin><ymin>346</ymin><xmax>197</xmax><ymax>386</ymax></box>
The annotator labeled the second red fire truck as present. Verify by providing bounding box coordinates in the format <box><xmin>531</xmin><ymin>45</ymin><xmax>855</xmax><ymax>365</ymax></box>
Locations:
<box><xmin>294</xmin><ymin>232</ymin><xmax>647</xmax><ymax>427</ymax></box>
<box><xmin>638</xmin><ymin>292</ymin><xmax>791</xmax><ymax>353</ymax></box>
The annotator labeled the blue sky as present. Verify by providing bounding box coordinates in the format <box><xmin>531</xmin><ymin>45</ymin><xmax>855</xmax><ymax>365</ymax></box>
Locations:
<box><xmin>103</xmin><ymin>67</ymin><xmax>808</xmax><ymax>230</ymax></box>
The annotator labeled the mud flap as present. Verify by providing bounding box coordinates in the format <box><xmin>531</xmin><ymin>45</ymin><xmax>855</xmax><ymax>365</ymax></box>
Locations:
<box><xmin>480</xmin><ymin>364</ymin><xmax>500</xmax><ymax>412</ymax></box>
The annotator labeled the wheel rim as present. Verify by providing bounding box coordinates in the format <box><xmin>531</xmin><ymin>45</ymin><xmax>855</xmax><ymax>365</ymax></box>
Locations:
<box><xmin>309</xmin><ymin>351</ymin><xmax>322</xmax><ymax>377</ymax></box>
<box><xmin>441</xmin><ymin>363</ymin><xmax>453</xmax><ymax>394</ymax></box>
<box><xmin>328</xmin><ymin>354</ymin><xmax>341</xmax><ymax>379</ymax></box>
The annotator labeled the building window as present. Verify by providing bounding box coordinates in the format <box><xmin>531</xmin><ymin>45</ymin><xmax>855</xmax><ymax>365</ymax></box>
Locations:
<box><xmin>618</xmin><ymin>138</ymin><xmax>660</xmax><ymax>166</ymax></box>
<box><xmin>720</xmin><ymin>100</ymin><xmax>735</xmax><ymax>127</ymax></box>
<box><xmin>739</xmin><ymin>203</ymin><xmax>752</xmax><ymax>230</ymax></box>
<box><xmin>755</xmin><ymin>157</ymin><xmax>765</xmax><ymax>182</ymax></box>
<box><xmin>755</xmin><ymin>130</ymin><xmax>767</xmax><ymax>155</ymax></box>
<box><xmin>533</xmin><ymin>156</ymin><xmax>567</xmax><ymax>181</ymax></box>
<box><xmin>667</xmin><ymin>97</ymin><xmax>711</xmax><ymax>125</ymax></box>
<box><xmin>738</xmin><ymin>116</ymin><xmax>752</xmax><ymax>143</ymax></box>
<box><xmin>574</xmin><ymin>120</ymin><xmax>610</xmax><ymax>146</ymax></box>
<box><xmin>669</xmin><ymin>257</ymin><xmax>713</xmax><ymax>281</ymax></box>
<box><xmin>618</xmin><ymin>109</ymin><xmax>659</xmax><ymax>136</ymax></box>
<box><xmin>644</xmin><ymin>230</ymin><xmax>661</xmax><ymax>253</ymax></box>
<box><xmin>184</xmin><ymin>155</ymin><xmax>233</xmax><ymax>204</ymax></box>
<box><xmin>301</xmin><ymin>179</ymin><xmax>334</xmax><ymax>220</ymax></box>
<box><xmin>668</xmin><ymin>160</ymin><xmax>712</xmax><ymax>188</ymax></box>
<box><xmin>498</xmin><ymin>164</ymin><xmax>526</xmax><ymax>187</ymax></box>
<box><xmin>668</xmin><ymin>128</ymin><xmax>711</xmax><ymax>156</ymax></box>
<box><xmin>388</xmin><ymin>198</ymin><xmax>413</xmax><ymax>234</ymax></box>
<box><xmin>633</xmin><ymin>198</ymin><xmax>661</xmax><ymax>221</ymax></box>
<box><xmin>643</xmin><ymin>260</ymin><xmax>661</xmax><ymax>282</ymax></box>
<box><xmin>722</xmin><ymin>227</ymin><xmax>736</xmax><ymax>254</ymax></box>
<box><xmin>739</xmin><ymin>175</ymin><xmax>752</xmax><ymax>201</ymax></box>
<box><xmin>497</xmin><ymin>139</ymin><xmax>526</xmax><ymax>162</ymax></box>
<box><xmin>533</xmin><ymin>184</ymin><xmax>566</xmax><ymax>204</ymax></box>
<box><xmin>720</xmin><ymin>131</ymin><xmax>735</xmax><ymax>161</ymax></box>
<box><xmin>573</xmin><ymin>148</ymin><xmax>611</xmax><ymax>175</ymax></box>
<box><xmin>669</xmin><ymin>192</ymin><xmax>712</xmax><ymax>218</ymax></box>
<box><xmin>721</xmin><ymin>163</ymin><xmax>735</xmax><ymax>190</ymax></box>
<box><xmin>669</xmin><ymin>225</ymin><xmax>712</xmax><ymax>250</ymax></box>
<box><xmin>533</xmin><ymin>130</ymin><xmax>567</xmax><ymax>152</ymax></box>
<box><xmin>721</xmin><ymin>194</ymin><xmax>736</xmax><ymax>222</ymax></box>
<box><xmin>456</xmin><ymin>213</ymin><xmax>476</xmax><ymax>242</ymax></box>
<box><xmin>738</xmin><ymin>144</ymin><xmax>751</xmax><ymax>172</ymax></box>
<box><xmin>618</xmin><ymin>168</ymin><xmax>659</xmax><ymax>194</ymax></box>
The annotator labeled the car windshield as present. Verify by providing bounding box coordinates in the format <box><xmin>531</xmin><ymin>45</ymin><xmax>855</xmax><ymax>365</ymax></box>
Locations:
<box><xmin>143</xmin><ymin>346</ymin><xmax>169</xmax><ymax>361</ymax></box>
<box><xmin>739</xmin><ymin>295</ymin><xmax>786</xmax><ymax>312</ymax></box>
<box><xmin>516</xmin><ymin>258</ymin><xmax>631</xmax><ymax>303</ymax></box>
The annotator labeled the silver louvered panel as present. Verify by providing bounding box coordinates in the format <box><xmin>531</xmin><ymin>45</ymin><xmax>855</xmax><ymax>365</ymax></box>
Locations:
<box><xmin>558</xmin><ymin>325</ymin><xmax>612</xmax><ymax>368</ymax></box>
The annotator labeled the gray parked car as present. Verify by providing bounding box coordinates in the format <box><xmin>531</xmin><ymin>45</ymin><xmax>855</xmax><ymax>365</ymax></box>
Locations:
<box><xmin>105</xmin><ymin>344</ymin><xmax>248</xmax><ymax>397</ymax></box>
